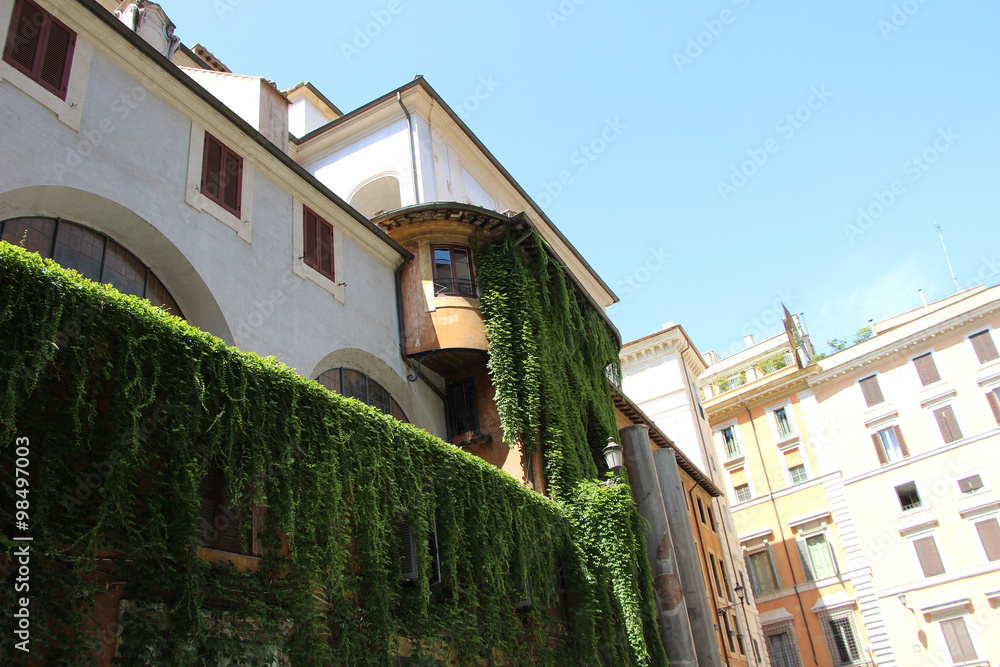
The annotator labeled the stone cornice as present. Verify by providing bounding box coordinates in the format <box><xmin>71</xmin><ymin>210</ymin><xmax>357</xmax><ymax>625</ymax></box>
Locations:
<box><xmin>706</xmin><ymin>370</ymin><xmax>815</xmax><ymax>425</ymax></box>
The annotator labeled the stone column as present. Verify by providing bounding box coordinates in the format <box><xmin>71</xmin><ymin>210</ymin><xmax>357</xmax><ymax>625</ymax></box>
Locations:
<box><xmin>619</xmin><ymin>425</ymin><xmax>699</xmax><ymax>667</ymax></box>
<box><xmin>654</xmin><ymin>447</ymin><xmax>724</xmax><ymax>667</ymax></box>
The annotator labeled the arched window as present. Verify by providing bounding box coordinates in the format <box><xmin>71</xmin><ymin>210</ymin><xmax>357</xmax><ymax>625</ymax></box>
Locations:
<box><xmin>1</xmin><ymin>216</ymin><xmax>183</xmax><ymax>317</ymax></box>
<box><xmin>349</xmin><ymin>175</ymin><xmax>402</xmax><ymax>218</ymax></box>
<box><xmin>316</xmin><ymin>367</ymin><xmax>408</xmax><ymax>422</ymax></box>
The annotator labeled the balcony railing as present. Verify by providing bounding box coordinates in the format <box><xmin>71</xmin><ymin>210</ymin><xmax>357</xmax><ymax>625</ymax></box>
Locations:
<box><xmin>434</xmin><ymin>278</ymin><xmax>477</xmax><ymax>297</ymax></box>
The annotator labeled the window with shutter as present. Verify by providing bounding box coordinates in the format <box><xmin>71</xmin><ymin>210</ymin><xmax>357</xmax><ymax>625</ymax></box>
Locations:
<box><xmin>939</xmin><ymin>618</ymin><xmax>978</xmax><ymax>663</ymax></box>
<box><xmin>859</xmin><ymin>375</ymin><xmax>884</xmax><ymax>407</ymax></box>
<box><xmin>746</xmin><ymin>549</ymin><xmax>780</xmax><ymax>595</ymax></box>
<box><xmin>913</xmin><ymin>536</ymin><xmax>945</xmax><ymax>577</ymax></box>
<box><xmin>398</xmin><ymin>517</ymin><xmax>441</xmax><ymax>584</ymax></box>
<box><xmin>200</xmin><ymin>133</ymin><xmax>242</xmax><ymax>216</ymax></box>
<box><xmin>3</xmin><ymin>0</ymin><xmax>76</xmax><ymax>99</ymax></box>
<box><xmin>302</xmin><ymin>207</ymin><xmax>335</xmax><ymax>280</ymax></box>
<box><xmin>957</xmin><ymin>474</ymin><xmax>984</xmax><ymax>494</ymax></box>
<box><xmin>970</xmin><ymin>330</ymin><xmax>999</xmax><ymax>364</ymax></box>
<box><xmin>873</xmin><ymin>426</ymin><xmax>907</xmax><ymax>464</ymax></box>
<box><xmin>987</xmin><ymin>389</ymin><xmax>1000</xmax><ymax>425</ymax></box>
<box><xmin>446</xmin><ymin>376</ymin><xmax>479</xmax><ymax>441</ymax></box>
<box><xmin>975</xmin><ymin>518</ymin><xmax>1000</xmax><ymax>561</ymax></box>
<box><xmin>933</xmin><ymin>405</ymin><xmax>962</xmax><ymax>443</ymax></box>
<box><xmin>913</xmin><ymin>352</ymin><xmax>941</xmax><ymax>386</ymax></box>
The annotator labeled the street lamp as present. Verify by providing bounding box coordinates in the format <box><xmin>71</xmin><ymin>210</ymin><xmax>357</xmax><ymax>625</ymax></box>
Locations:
<box><xmin>717</xmin><ymin>583</ymin><xmax>747</xmax><ymax>614</ymax></box>
<box><xmin>602</xmin><ymin>437</ymin><xmax>624</xmax><ymax>480</ymax></box>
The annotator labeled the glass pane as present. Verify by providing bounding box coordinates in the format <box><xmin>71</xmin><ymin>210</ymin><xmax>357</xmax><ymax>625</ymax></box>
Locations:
<box><xmin>53</xmin><ymin>221</ymin><xmax>104</xmax><ymax>282</ymax></box>
<box><xmin>433</xmin><ymin>248</ymin><xmax>452</xmax><ymax>281</ymax></box>
<box><xmin>145</xmin><ymin>272</ymin><xmax>182</xmax><ymax>317</ymax></box>
<box><xmin>341</xmin><ymin>369</ymin><xmax>367</xmax><ymax>403</ymax></box>
<box><xmin>879</xmin><ymin>429</ymin><xmax>903</xmax><ymax>462</ymax></box>
<box><xmin>391</xmin><ymin>398</ymin><xmax>408</xmax><ymax>423</ymax></box>
<box><xmin>368</xmin><ymin>379</ymin><xmax>390</xmax><ymax>415</ymax></box>
<box><xmin>2</xmin><ymin>217</ymin><xmax>56</xmax><ymax>256</ymax></box>
<box><xmin>102</xmin><ymin>240</ymin><xmax>146</xmax><ymax>297</ymax></box>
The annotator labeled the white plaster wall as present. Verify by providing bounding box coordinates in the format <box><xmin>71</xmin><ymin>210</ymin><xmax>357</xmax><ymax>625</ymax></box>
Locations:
<box><xmin>289</xmin><ymin>98</ymin><xmax>330</xmax><ymax>138</ymax></box>
<box><xmin>181</xmin><ymin>69</ymin><xmax>287</xmax><ymax>151</ymax></box>
<box><xmin>0</xmin><ymin>45</ymin><xmax>444</xmax><ymax>436</ymax></box>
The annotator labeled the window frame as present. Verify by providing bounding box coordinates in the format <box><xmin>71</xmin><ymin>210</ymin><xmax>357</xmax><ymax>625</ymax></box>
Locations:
<box><xmin>795</xmin><ymin>530</ymin><xmax>840</xmax><ymax>582</ymax></box>
<box><xmin>745</xmin><ymin>545</ymin><xmax>781</xmax><ymax>596</ymax></box>
<box><xmin>818</xmin><ymin>608</ymin><xmax>864</xmax><ymax>666</ymax></box>
<box><xmin>871</xmin><ymin>424</ymin><xmax>908</xmax><ymax>465</ymax></box>
<box><xmin>302</xmin><ymin>206</ymin><xmax>335</xmax><ymax>280</ymax></box>
<box><xmin>894</xmin><ymin>481</ymin><xmax>923</xmax><ymax>512</ymax></box>
<box><xmin>910</xmin><ymin>533</ymin><xmax>946</xmax><ymax>578</ymax></box>
<box><xmin>932</xmin><ymin>404</ymin><xmax>963</xmax><ymax>444</ymax></box>
<box><xmin>912</xmin><ymin>351</ymin><xmax>942</xmax><ymax>387</ymax></box>
<box><xmin>858</xmin><ymin>373</ymin><xmax>886</xmax><ymax>408</ymax></box>
<box><xmin>767</xmin><ymin>400</ymin><xmax>798</xmax><ymax>443</ymax></box>
<box><xmin>968</xmin><ymin>328</ymin><xmax>1000</xmax><ymax>366</ymax></box>
<box><xmin>445</xmin><ymin>375</ymin><xmax>479</xmax><ymax>442</ymax></box>
<box><xmin>201</xmin><ymin>132</ymin><xmax>244</xmax><ymax>218</ymax></box>
<box><xmin>936</xmin><ymin>615</ymin><xmax>981</xmax><ymax>665</ymax></box>
<box><xmin>198</xmin><ymin>464</ymin><xmax>260</xmax><ymax>556</ymax></box>
<box><xmin>2</xmin><ymin>0</ymin><xmax>75</xmax><ymax>100</ymax></box>
<box><xmin>430</xmin><ymin>244</ymin><xmax>477</xmax><ymax>298</ymax></box>
<box><xmin>717</xmin><ymin>421</ymin><xmax>743</xmax><ymax>461</ymax></box>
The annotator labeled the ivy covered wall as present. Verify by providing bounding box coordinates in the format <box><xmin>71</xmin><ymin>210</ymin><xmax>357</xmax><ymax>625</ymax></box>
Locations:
<box><xmin>0</xmin><ymin>242</ymin><xmax>665</xmax><ymax>666</ymax></box>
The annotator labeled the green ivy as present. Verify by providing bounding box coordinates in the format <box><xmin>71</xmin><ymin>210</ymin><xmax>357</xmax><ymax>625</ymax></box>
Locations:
<box><xmin>0</xmin><ymin>242</ymin><xmax>662</xmax><ymax>666</ymax></box>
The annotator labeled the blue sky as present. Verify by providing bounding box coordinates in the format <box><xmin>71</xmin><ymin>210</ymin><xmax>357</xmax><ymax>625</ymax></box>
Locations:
<box><xmin>163</xmin><ymin>0</ymin><xmax>1000</xmax><ymax>358</ymax></box>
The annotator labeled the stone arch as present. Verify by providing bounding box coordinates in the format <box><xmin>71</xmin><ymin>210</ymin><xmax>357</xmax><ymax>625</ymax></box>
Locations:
<box><xmin>0</xmin><ymin>186</ymin><xmax>233</xmax><ymax>343</ymax></box>
<box><xmin>309</xmin><ymin>347</ymin><xmax>424</xmax><ymax>426</ymax></box>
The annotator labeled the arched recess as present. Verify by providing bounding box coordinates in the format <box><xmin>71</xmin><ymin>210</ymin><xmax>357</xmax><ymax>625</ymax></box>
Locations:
<box><xmin>310</xmin><ymin>348</ymin><xmax>424</xmax><ymax>427</ymax></box>
<box><xmin>0</xmin><ymin>186</ymin><xmax>233</xmax><ymax>344</ymax></box>
<box><xmin>349</xmin><ymin>174</ymin><xmax>402</xmax><ymax>218</ymax></box>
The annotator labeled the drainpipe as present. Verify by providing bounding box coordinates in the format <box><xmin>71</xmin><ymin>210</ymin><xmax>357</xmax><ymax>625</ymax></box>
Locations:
<box><xmin>739</xmin><ymin>394</ymin><xmax>820</xmax><ymax>665</ymax></box>
<box><xmin>397</xmin><ymin>92</ymin><xmax>420</xmax><ymax>205</ymax></box>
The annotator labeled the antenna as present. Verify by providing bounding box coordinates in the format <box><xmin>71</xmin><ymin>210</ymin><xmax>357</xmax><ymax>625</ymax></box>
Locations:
<box><xmin>935</xmin><ymin>221</ymin><xmax>960</xmax><ymax>293</ymax></box>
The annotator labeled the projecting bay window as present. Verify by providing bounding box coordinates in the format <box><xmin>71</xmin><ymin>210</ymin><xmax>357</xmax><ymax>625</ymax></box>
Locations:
<box><xmin>2</xmin><ymin>0</ymin><xmax>76</xmax><ymax>100</ymax></box>
<box><xmin>432</xmin><ymin>245</ymin><xmax>476</xmax><ymax>297</ymax></box>
<box><xmin>872</xmin><ymin>425</ymin><xmax>908</xmax><ymax>465</ymax></box>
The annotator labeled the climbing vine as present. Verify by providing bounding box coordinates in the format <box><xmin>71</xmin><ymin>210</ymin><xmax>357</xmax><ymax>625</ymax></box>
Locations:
<box><xmin>0</xmin><ymin>242</ymin><xmax>656</xmax><ymax>665</ymax></box>
<box><xmin>475</xmin><ymin>231</ymin><xmax>664</xmax><ymax>667</ymax></box>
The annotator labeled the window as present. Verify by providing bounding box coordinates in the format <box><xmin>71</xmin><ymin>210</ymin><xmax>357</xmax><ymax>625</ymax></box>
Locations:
<box><xmin>797</xmin><ymin>533</ymin><xmax>839</xmax><ymax>581</ymax></box>
<box><xmin>939</xmin><ymin>617</ymin><xmax>979</xmax><ymax>663</ymax></box>
<box><xmin>958</xmin><ymin>474</ymin><xmax>984</xmax><ymax>494</ymax></box>
<box><xmin>199</xmin><ymin>465</ymin><xmax>253</xmax><ymax>554</ymax></box>
<box><xmin>772</xmin><ymin>405</ymin><xmax>795</xmax><ymax>439</ymax></box>
<box><xmin>446</xmin><ymin>376</ymin><xmax>479</xmax><ymax>441</ymax></box>
<box><xmin>1</xmin><ymin>217</ymin><xmax>182</xmax><ymax>316</ymax></box>
<box><xmin>765</xmin><ymin>622</ymin><xmax>803</xmax><ymax>667</ymax></box>
<box><xmin>2</xmin><ymin>0</ymin><xmax>76</xmax><ymax>99</ymax></box>
<box><xmin>709</xmin><ymin>554</ymin><xmax>724</xmax><ymax>598</ymax></box>
<box><xmin>859</xmin><ymin>375</ymin><xmax>884</xmax><ymax>407</ymax></box>
<box><xmin>722</xmin><ymin>612</ymin><xmax>736</xmax><ymax>652</ymax></box>
<box><xmin>819</xmin><ymin>609</ymin><xmax>862</xmax><ymax>665</ymax></box>
<box><xmin>303</xmin><ymin>207</ymin><xmax>335</xmax><ymax>279</ymax></box>
<box><xmin>895</xmin><ymin>482</ymin><xmax>922</xmax><ymax>511</ymax></box>
<box><xmin>933</xmin><ymin>405</ymin><xmax>963</xmax><ymax>443</ymax></box>
<box><xmin>431</xmin><ymin>245</ymin><xmax>476</xmax><ymax>297</ymax></box>
<box><xmin>734</xmin><ymin>483</ymin><xmax>751</xmax><ymax>503</ymax></box>
<box><xmin>201</xmin><ymin>133</ymin><xmax>243</xmax><ymax>217</ymax></box>
<box><xmin>746</xmin><ymin>548</ymin><xmax>780</xmax><ymax>595</ymax></box>
<box><xmin>719</xmin><ymin>425</ymin><xmax>741</xmax><ymax>459</ymax></box>
<box><xmin>789</xmin><ymin>464</ymin><xmax>808</xmax><ymax>484</ymax></box>
<box><xmin>398</xmin><ymin>517</ymin><xmax>442</xmax><ymax>585</ymax></box>
<box><xmin>974</xmin><ymin>518</ymin><xmax>1000</xmax><ymax>561</ymax></box>
<box><xmin>316</xmin><ymin>368</ymin><xmax>407</xmax><ymax>422</ymax></box>
<box><xmin>913</xmin><ymin>352</ymin><xmax>941</xmax><ymax>386</ymax></box>
<box><xmin>913</xmin><ymin>535</ymin><xmax>945</xmax><ymax>577</ymax></box>
<box><xmin>969</xmin><ymin>329</ymin><xmax>999</xmax><ymax>364</ymax></box>
<box><xmin>986</xmin><ymin>388</ymin><xmax>1000</xmax><ymax>425</ymax></box>
<box><xmin>697</xmin><ymin>497</ymin><xmax>707</xmax><ymax>524</ymax></box>
<box><xmin>871</xmin><ymin>425</ymin><xmax>908</xmax><ymax>465</ymax></box>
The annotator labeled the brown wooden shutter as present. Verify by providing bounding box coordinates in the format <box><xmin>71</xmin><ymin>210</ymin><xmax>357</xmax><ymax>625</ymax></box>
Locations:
<box><xmin>976</xmin><ymin>518</ymin><xmax>1000</xmax><ymax>561</ymax></box>
<box><xmin>913</xmin><ymin>536</ymin><xmax>945</xmax><ymax>577</ymax></box>
<box><xmin>934</xmin><ymin>406</ymin><xmax>962</xmax><ymax>443</ymax></box>
<box><xmin>893</xmin><ymin>425</ymin><xmax>909</xmax><ymax>457</ymax></box>
<box><xmin>4</xmin><ymin>0</ymin><xmax>44</xmax><ymax>75</ymax></box>
<box><xmin>202</xmin><ymin>135</ymin><xmax>222</xmax><ymax>199</ymax></box>
<box><xmin>940</xmin><ymin>618</ymin><xmax>978</xmax><ymax>662</ymax></box>
<box><xmin>859</xmin><ymin>375</ymin><xmax>884</xmax><ymax>407</ymax></box>
<box><xmin>913</xmin><ymin>353</ymin><xmax>940</xmax><ymax>386</ymax></box>
<box><xmin>304</xmin><ymin>208</ymin><xmax>318</xmax><ymax>266</ymax></box>
<box><xmin>319</xmin><ymin>219</ymin><xmax>333</xmax><ymax>276</ymax></box>
<box><xmin>39</xmin><ymin>18</ymin><xmax>74</xmax><ymax>98</ymax></box>
<box><xmin>987</xmin><ymin>390</ymin><xmax>1000</xmax><ymax>425</ymax></box>
<box><xmin>871</xmin><ymin>433</ymin><xmax>887</xmax><ymax>465</ymax></box>
<box><xmin>222</xmin><ymin>149</ymin><xmax>241</xmax><ymax>214</ymax></box>
<box><xmin>971</xmin><ymin>330</ymin><xmax>999</xmax><ymax>363</ymax></box>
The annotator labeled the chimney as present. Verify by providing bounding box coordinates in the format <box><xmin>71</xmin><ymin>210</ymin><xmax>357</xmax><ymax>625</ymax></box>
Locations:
<box><xmin>918</xmin><ymin>289</ymin><xmax>929</xmax><ymax>309</ymax></box>
<box><xmin>116</xmin><ymin>1</ymin><xmax>180</xmax><ymax>60</ymax></box>
<box><xmin>744</xmin><ymin>334</ymin><xmax>754</xmax><ymax>349</ymax></box>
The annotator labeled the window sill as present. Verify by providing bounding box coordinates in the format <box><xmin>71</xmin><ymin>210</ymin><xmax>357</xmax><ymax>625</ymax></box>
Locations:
<box><xmin>723</xmin><ymin>453</ymin><xmax>746</xmax><ymax>468</ymax></box>
<box><xmin>451</xmin><ymin>431</ymin><xmax>492</xmax><ymax>447</ymax></box>
<box><xmin>775</xmin><ymin>434</ymin><xmax>800</xmax><ymax>450</ymax></box>
<box><xmin>197</xmin><ymin>547</ymin><xmax>260</xmax><ymax>571</ymax></box>
<box><xmin>0</xmin><ymin>39</ymin><xmax>92</xmax><ymax>132</ymax></box>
